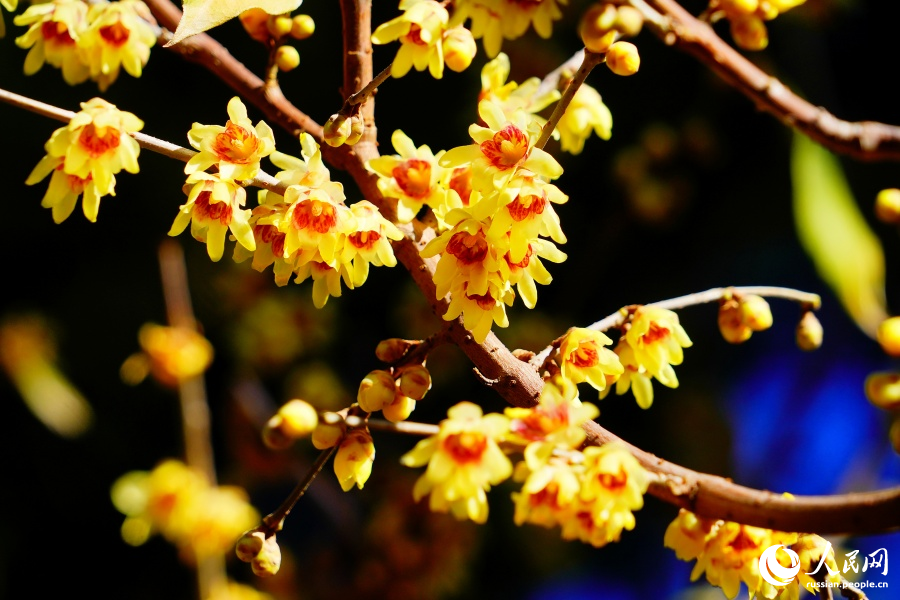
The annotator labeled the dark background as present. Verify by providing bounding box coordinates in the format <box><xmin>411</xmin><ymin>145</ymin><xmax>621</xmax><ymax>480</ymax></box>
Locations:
<box><xmin>1</xmin><ymin>0</ymin><xmax>899</xmax><ymax>598</ymax></box>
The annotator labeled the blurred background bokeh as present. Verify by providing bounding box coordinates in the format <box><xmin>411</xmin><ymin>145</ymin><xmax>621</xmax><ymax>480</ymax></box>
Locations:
<box><xmin>1</xmin><ymin>0</ymin><xmax>899</xmax><ymax>598</ymax></box>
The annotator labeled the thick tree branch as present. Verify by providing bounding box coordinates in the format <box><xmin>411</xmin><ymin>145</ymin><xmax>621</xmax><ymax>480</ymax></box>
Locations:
<box><xmin>630</xmin><ymin>0</ymin><xmax>900</xmax><ymax>161</ymax></box>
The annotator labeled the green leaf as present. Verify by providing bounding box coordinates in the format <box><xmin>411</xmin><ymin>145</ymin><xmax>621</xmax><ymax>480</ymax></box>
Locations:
<box><xmin>792</xmin><ymin>132</ymin><xmax>887</xmax><ymax>337</ymax></box>
<box><xmin>167</xmin><ymin>0</ymin><xmax>302</xmax><ymax>46</ymax></box>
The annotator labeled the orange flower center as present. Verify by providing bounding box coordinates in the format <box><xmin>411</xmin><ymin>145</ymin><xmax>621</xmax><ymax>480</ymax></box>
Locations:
<box><xmin>41</xmin><ymin>21</ymin><xmax>75</xmax><ymax>46</ymax></box>
<box><xmin>467</xmin><ymin>291</ymin><xmax>496</xmax><ymax>311</ymax></box>
<box><xmin>392</xmin><ymin>159</ymin><xmax>432</xmax><ymax>199</ymax></box>
<box><xmin>641</xmin><ymin>322</ymin><xmax>670</xmax><ymax>345</ymax></box>
<box><xmin>255</xmin><ymin>224</ymin><xmax>286</xmax><ymax>256</ymax></box>
<box><xmin>195</xmin><ymin>191</ymin><xmax>233</xmax><ymax>225</ymax></box>
<box><xmin>511</xmin><ymin>403</ymin><xmax>568</xmax><ymax>440</ymax></box>
<box><xmin>480</xmin><ymin>124</ymin><xmax>529</xmax><ymax>169</ymax></box>
<box><xmin>443</xmin><ymin>431</ymin><xmax>487</xmax><ymax>463</ymax></box>
<box><xmin>446</xmin><ymin>231</ymin><xmax>488</xmax><ymax>265</ymax></box>
<box><xmin>505</xmin><ymin>245</ymin><xmax>533</xmax><ymax>270</ymax></box>
<box><xmin>571</xmin><ymin>341</ymin><xmax>599</xmax><ymax>368</ymax></box>
<box><xmin>213</xmin><ymin>121</ymin><xmax>261</xmax><ymax>164</ymax></box>
<box><xmin>403</xmin><ymin>24</ymin><xmax>427</xmax><ymax>46</ymax></box>
<box><xmin>349</xmin><ymin>230</ymin><xmax>382</xmax><ymax>250</ymax></box>
<box><xmin>508</xmin><ymin>192</ymin><xmax>546</xmax><ymax>222</ymax></box>
<box><xmin>530</xmin><ymin>483</ymin><xmax>564</xmax><ymax>509</ymax></box>
<box><xmin>77</xmin><ymin>123</ymin><xmax>121</xmax><ymax>158</ymax></box>
<box><xmin>99</xmin><ymin>21</ymin><xmax>130</xmax><ymax>47</ymax></box>
<box><xmin>449</xmin><ymin>167</ymin><xmax>473</xmax><ymax>206</ymax></box>
<box><xmin>292</xmin><ymin>200</ymin><xmax>337</xmax><ymax>233</ymax></box>
<box><xmin>728</xmin><ymin>528</ymin><xmax>762</xmax><ymax>554</ymax></box>
<box><xmin>598</xmin><ymin>469</ymin><xmax>628</xmax><ymax>492</ymax></box>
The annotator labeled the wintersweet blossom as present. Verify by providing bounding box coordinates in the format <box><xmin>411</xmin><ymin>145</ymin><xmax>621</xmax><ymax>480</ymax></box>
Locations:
<box><xmin>292</xmin><ymin>261</ymin><xmax>352</xmax><ymax>308</ymax></box>
<box><xmin>479</xmin><ymin>52</ymin><xmax>560</xmax><ymax>119</ymax></box>
<box><xmin>451</xmin><ymin>0</ymin><xmax>566</xmax><ymax>58</ymax></box>
<box><xmin>372</xmin><ymin>0</ymin><xmax>450</xmax><ymax>79</ymax></box>
<box><xmin>338</xmin><ymin>201</ymin><xmax>404</xmax><ymax>287</ymax></box>
<box><xmin>602</xmin><ymin>339</ymin><xmax>657</xmax><ymax>409</ymax></box>
<box><xmin>501</xmin><ymin>239</ymin><xmax>566</xmax><ymax>309</ymax></box>
<box><xmin>169</xmin><ymin>172</ymin><xmax>255</xmax><ymax>262</ymax></box>
<box><xmin>624</xmin><ymin>306</ymin><xmax>692</xmax><ymax>387</ymax></box>
<box><xmin>26</xmin><ymin>97</ymin><xmax>142</xmax><ymax>222</ymax></box>
<box><xmin>278</xmin><ymin>186</ymin><xmax>355</xmax><ymax>268</ymax></box>
<box><xmin>79</xmin><ymin>0</ymin><xmax>157</xmax><ymax>91</ymax></box>
<box><xmin>401</xmin><ymin>401</ymin><xmax>512</xmax><ymax>523</ymax></box>
<box><xmin>511</xmin><ymin>443</ymin><xmax>581</xmax><ymax>529</ymax></box>
<box><xmin>505</xmin><ymin>375</ymin><xmax>597</xmax><ymax>448</ymax></box>
<box><xmin>558</xmin><ymin>328</ymin><xmax>624</xmax><ymax>394</ymax></box>
<box><xmin>233</xmin><ymin>205</ymin><xmax>295</xmax><ymax>287</ymax></box>
<box><xmin>14</xmin><ymin>0</ymin><xmax>90</xmax><ymax>85</ymax></box>
<box><xmin>556</xmin><ymin>83</ymin><xmax>613</xmax><ymax>155</ymax></box>
<box><xmin>577</xmin><ymin>443</ymin><xmax>649</xmax><ymax>539</ymax></box>
<box><xmin>333</xmin><ymin>429</ymin><xmax>376</xmax><ymax>491</ymax></box>
<box><xmin>185</xmin><ymin>97</ymin><xmax>276</xmax><ymax>181</ymax></box>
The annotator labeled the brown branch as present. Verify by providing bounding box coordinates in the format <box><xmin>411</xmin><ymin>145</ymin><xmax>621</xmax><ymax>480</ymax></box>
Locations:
<box><xmin>630</xmin><ymin>0</ymin><xmax>900</xmax><ymax>161</ymax></box>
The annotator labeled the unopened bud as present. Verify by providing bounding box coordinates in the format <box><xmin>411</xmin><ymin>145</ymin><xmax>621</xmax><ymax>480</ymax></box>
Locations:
<box><xmin>718</xmin><ymin>299</ymin><xmax>752</xmax><ymax>344</ymax></box>
<box><xmin>357</xmin><ymin>370</ymin><xmax>396</xmax><ymax>413</ymax></box>
<box><xmin>865</xmin><ymin>372</ymin><xmax>900</xmax><ymax>411</ymax></box>
<box><xmin>606</xmin><ymin>41</ymin><xmax>640</xmax><ymax>76</ymax></box>
<box><xmin>382</xmin><ymin>392</ymin><xmax>416</xmax><ymax>423</ymax></box>
<box><xmin>240</xmin><ymin>9</ymin><xmax>272</xmax><ymax>43</ymax></box>
<box><xmin>290</xmin><ymin>14</ymin><xmax>315</xmax><ymax>40</ymax></box>
<box><xmin>580</xmin><ymin>4</ymin><xmax>618</xmax><ymax>53</ymax></box>
<box><xmin>795</xmin><ymin>311</ymin><xmax>823</xmax><ymax>351</ymax></box>
<box><xmin>251</xmin><ymin>535</ymin><xmax>282</xmax><ymax>577</ymax></box>
<box><xmin>740</xmin><ymin>295</ymin><xmax>773</xmax><ymax>331</ymax></box>
<box><xmin>375</xmin><ymin>338</ymin><xmax>417</xmax><ymax>363</ymax></box>
<box><xmin>877</xmin><ymin>317</ymin><xmax>900</xmax><ymax>357</ymax></box>
<box><xmin>333</xmin><ymin>429</ymin><xmax>375</xmax><ymax>491</ymax></box>
<box><xmin>236</xmin><ymin>529</ymin><xmax>265</xmax><ymax>563</ymax></box>
<box><xmin>275</xmin><ymin>45</ymin><xmax>300</xmax><ymax>72</ymax></box>
<box><xmin>344</xmin><ymin>115</ymin><xmax>365</xmax><ymax>146</ymax></box>
<box><xmin>324</xmin><ymin>114</ymin><xmax>352</xmax><ymax>147</ymax></box>
<box><xmin>875</xmin><ymin>189</ymin><xmax>900</xmax><ymax>224</ymax></box>
<box><xmin>730</xmin><ymin>16</ymin><xmax>768</xmax><ymax>51</ymax></box>
<box><xmin>615</xmin><ymin>5</ymin><xmax>644</xmax><ymax>37</ymax></box>
<box><xmin>267</xmin><ymin>14</ymin><xmax>293</xmax><ymax>39</ymax></box>
<box><xmin>278</xmin><ymin>399</ymin><xmax>318</xmax><ymax>436</ymax></box>
<box><xmin>443</xmin><ymin>26</ymin><xmax>477</xmax><ymax>72</ymax></box>
<box><xmin>398</xmin><ymin>364</ymin><xmax>432</xmax><ymax>401</ymax></box>
<box><xmin>311</xmin><ymin>418</ymin><xmax>345</xmax><ymax>449</ymax></box>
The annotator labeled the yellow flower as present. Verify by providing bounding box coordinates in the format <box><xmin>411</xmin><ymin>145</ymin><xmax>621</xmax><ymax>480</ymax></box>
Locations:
<box><xmin>333</xmin><ymin>429</ymin><xmax>376</xmax><ymax>491</ymax></box>
<box><xmin>511</xmin><ymin>442</ymin><xmax>581</xmax><ymax>529</ymax></box>
<box><xmin>401</xmin><ymin>401</ymin><xmax>512</xmax><ymax>523</ymax></box>
<box><xmin>505</xmin><ymin>374</ymin><xmax>597</xmax><ymax>448</ymax></box>
<box><xmin>25</xmin><ymin>156</ymin><xmax>100</xmax><ymax>223</ymax></box>
<box><xmin>169</xmin><ymin>172</ymin><xmax>255</xmax><ymax>262</ymax></box>
<box><xmin>137</xmin><ymin>323</ymin><xmax>213</xmax><ymax>386</ymax></box>
<box><xmin>603</xmin><ymin>339</ymin><xmax>657</xmax><ymax>408</ymax></box>
<box><xmin>558</xmin><ymin>327</ymin><xmax>624</xmax><ymax>395</ymax></box>
<box><xmin>556</xmin><ymin>83</ymin><xmax>612</xmax><ymax>155</ymax></box>
<box><xmin>338</xmin><ymin>201</ymin><xmax>404</xmax><ymax>287</ymax></box>
<box><xmin>423</xmin><ymin>215</ymin><xmax>505</xmax><ymax>300</ymax></box>
<box><xmin>366</xmin><ymin>129</ymin><xmax>449</xmax><ymax>223</ymax></box>
<box><xmin>293</xmin><ymin>260</ymin><xmax>352</xmax><ymax>308</ymax></box>
<box><xmin>663</xmin><ymin>508</ymin><xmax>719</xmax><ymax>561</ymax></box>
<box><xmin>14</xmin><ymin>0</ymin><xmax>90</xmax><ymax>85</ymax></box>
<box><xmin>575</xmin><ymin>443</ymin><xmax>648</xmax><ymax>543</ymax></box>
<box><xmin>479</xmin><ymin>52</ymin><xmax>560</xmax><ymax>118</ymax></box>
<box><xmin>26</xmin><ymin>97</ymin><xmax>142</xmax><ymax>222</ymax></box>
<box><xmin>268</xmin><ymin>133</ymin><xmax>344</xmax><ymax>203</ymax></box>
<box><xmin>452</xmin><ymin>0</ymin><xmax>566</xmax><ymax>58</ymax></box>
<box><xmin>79</xmin><ymin>0</ymin><xmax>157</xmax><ymax>91</ymax></box>
<box><xmin>278</xmin><ymin>186</ymin><xmax>355</xmax><ymax>268</ymax></box>
<box><xmin>501</xmin><ymin>239</ymin><xmax>566</xmax><ymax>309</ymax></box>
<box><xmin>372</xmin><ymin>0</ymin><xmax>450</xmax><ymax>79</ymax></box>
<box><xmin>185</xmin><ymin>96</ymin><xmax>276</xmax><ymax>181</ymax></box>
<box><xmin>794</xmin><ymin>534</ymin><xmax>841</xmax><ymax>594</ymax></box>
<box><xmin>624</xmin><ymin>306</ymin><xmax>692</xmax><ymax>386</ymax></box>
<box><xmin>233</xmin><ymin>205</ymin><xmax>296</xmax><ymax>286</ymax></box>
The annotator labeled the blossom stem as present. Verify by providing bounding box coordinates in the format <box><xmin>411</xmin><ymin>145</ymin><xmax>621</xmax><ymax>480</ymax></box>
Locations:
<box><xmin>262</xmin><ymin>446</ymin><xmax>338</xmax><ymax>535</ymax></box>
<box><xmin>345</xmin><ymin>415</ymin><xmax>439</xmax><ymax>436</ymax></box>
<box><xmin>535</xmin><ymin>49</ymin><xmax>605</xmax><ymax>150</ymax></box>
<box><xmin>345</xmin><ymin>63</ymin><xmax>393</xmax><ymax>110</ymax></box>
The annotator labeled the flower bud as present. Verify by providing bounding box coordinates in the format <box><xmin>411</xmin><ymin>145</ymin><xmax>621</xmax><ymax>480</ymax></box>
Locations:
<box><xmin>344</xmin><ymin>115</ymin><xmax>365</xmax><ymax>146</ymax></box>
<box><xmin>382</xmin><ymin>392</ymin><xmax>416</xmax><ymax>423</ymax></box>
<box><xmin>877</xmin><ymin>317</ymin><xmax>900</xmax><ymax>357</ymax></box>
<box><xmin>606</xmin><ymin>41</ymin><xmax>640</xmax><ymax>76</ymax></box>
<box><xmin>311</xmin><ymin>418</ymin><xmax>345</xmax><ymax>449</ymax></box>
<box><xmin>290</xmin><ymin>14</ymin><xmax>315</xmax><ymax>40</ymax></box>
<box><xmin>740</xmin><ymin>295</ymin><xmax>773</xmax><ymax>331</ymax></box>
<box><xmin>323</xmin><ymin>114</ymin><xmax>351</xmax><ymax>147</ymax></box>
<box><xmin>375</xmin><ymin>338</ymin><xmax>416</xmax><ymax>363</ymax></box>
<box><xmin>795</xmin><ymin>311</ymin><xmax>823</xmax><ymax>351</ymax></box>
<box><xmin>580</xmin><ymin>4</ymin><xmax>618</xmax><ymax>53</ymax></box>
<box><xmin>275</xmin><ymin>45</ymin><xmax>300</xmax><ymax>72</ymax></box>
<box><xmin>279</xmin><ymin>399</ymin><xmax>318</xmax><ymax>437</ymax></box>
<box><xmin>251</xmin><ymin>535</ymin><xmax>281</xmax><ymax>577</ymax></box>
<box><xmin>865</xmin><ymin>372</ymin><xmax>900</xmax><ymax>411</ymax></box>
<box><xmin>730</xmin><ymin>16</ymin><xmax>768</xmax><ymax>51</ymax></box>
<box><xmin>236</xmin><ymin>529</ymin><xmax>265</xmax><ymax>563</ymax></box>
<box><xmin>875</xmin><ymin>188</ymin><xmax>900</xmax><ymax>224</ymax></box>
<box><xmin>718</xmin><ymin>299</ymin><xmax>752</xmax><ymax>344</ymax></box>
<box><xmin>267</xmin><ymin>14</ymin><xmax>293</xmax><ymax>39</ymax></box>
<box><xmin>615</xmin><ymin>6</ymin><xmax>644</xmax><ymax>38</ymax></box>
<box><xmin>357</xmin><ymin>370</ymin><xmax>396</xmax><ymax>413</ymax></box>
<box><xmin>443</xmin><ymin>27</ymin><xmax>477</xmax><ymax>72</ymax></box>
<box><xmin>240</xmin><ymin>9</ymin><xmax>272</xmax><ymax>43</ymax></box>
<box><xmin>333</xmin><ymin>429</ymin><xmax>375</xmax><ymax>491</ymax></box>
<box><xmin>398</xmin><ymin>364</ymin><xmax>432</xmax><ymax>401</ymax></box>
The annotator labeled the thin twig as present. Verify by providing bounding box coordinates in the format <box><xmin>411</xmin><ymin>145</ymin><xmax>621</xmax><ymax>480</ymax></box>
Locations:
<box><xmin>262</xmin><ymin>446</ymin><xmax>338</xmax><ymax>535</ymax></box>
<box><xmin>536</xmin><ymin>50</ymin><xmax>605</xmax><ymax>150</ymax></box>
<box><xmin>345</xmin><ymin>63</ymin><xmax>392</xmax><ymax>110</ymax></box>
<box><xmin>346</xmin><ymin>415</ymin><xmax>439</xmax><ymax>436</ymax></box>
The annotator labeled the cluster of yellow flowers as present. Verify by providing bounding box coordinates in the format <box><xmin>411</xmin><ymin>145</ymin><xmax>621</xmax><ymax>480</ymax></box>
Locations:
<box><xmin>26</xmin><ymin>97</ymin><xmax>143</xmax><ymax>222</ymax></box>
<box><xmin>558</xmin><ymin>306</ymin><xmax>693</xmax><ymax>409</ymax></box>
<box><xmin>401</xmin><ymin>378</ymin><xmax>650</xmax><ymax>548</ymax></box>
<box><xmin>13</xmin><ymin>0</ymin><xmax>156</xmax><ymax>90</ymax></box>
<box><xmin>665</xmin><ymin>509</ymin><xmax>841</xmax><ymax>599</ymax></box>
<box><xmin>172</xmin><ymin>98</ymin><xmax>403</xmax><ymax>307</ymax></box>
<box><xmin>111</xmin><ymin>459</ymin><xmax>259</xmax><ymax>561</ymax></box>
<box><xmin>708</xmin><ymin>0</ymin><xmax>807</xmax><ymax>51</ymax></box>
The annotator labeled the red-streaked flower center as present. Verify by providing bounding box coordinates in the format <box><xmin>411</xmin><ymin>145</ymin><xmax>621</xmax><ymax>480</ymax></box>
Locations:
<box><xmin>505</xmin><ymin>245</ymin><xmax>533</xmax><ymax>270</ymax></box>
<box><xmin>443</xmin><ymin>431</ymin><xmax>487</xmax><ymax>463</ymax></box>
<box><xmin>467</xmin><ymin>291</ymin><xmax>496</xmax><ymax>311</ymax></box>
<box><xmin>571</xmin><ymin>341</ymin><xmax>599</xmax><ymax>368</ymax></box>
<box><xmin>392</xmin><ymin>159</ymin><xmax>431</xmax><ymax>199</ymax></box>
<box><xmin>403</xmin><ymin>24</ymin><xmax>427</xmax><ymax>46</ymax></box>
<box><xmin>99</xmin><ymin>21</ymin><xmax>130</xmax><ymax>46</ymax></box>
<box><xmin>292</xmin><ymin>200</ymin><xmax>337</xmax><ymax>233</ymax></box>
<box><xmin>41</xmin><ymin>21</ymin><xmax>75</xmax><ymax>45</ymax></box>
<box><xmin>213</xmin><ymin>121</ymin><xmax>260</xmax><ymax>164</ymax></box>
<box><xmin>446</xmin><ymin>231</ymin><xmax>488</xmax><ymax>265</ymax></box>
<box><xmin>449</xmin><ymin>167</ymin><xmax>472</xmax><ymax>206</ymax></box>
<box><xmin>480</xmin><ymin>124</ymin><xmax>529</xmax><ymax>169</ymax></box>
<box><xmin>598</xmin><ymin>469</ymin><xmax>628</xmax><ymax>492</ymax></box>
<box><xmin>641</xmin><ymin>322</ymin><xmax>670</xmax><ymax>345</ymax></box>
<box><xmin>349</xmin><ymin>230</ymin><xmax>381</xmax><ymax>250</ymax></box>
<box><xmin>77</xmin><ymin>123</ymin><xmax>121</xmax><ymax>157</ymax></box>
<box><xmin>508</xmin><ymin>192</ymin><xmax>546</xmax><ymax>222</ymax></box>
<box><xmin>195</xmin><ymin>191</ymin><xmax>233</xmax><ymax>225</ymax></box>
<box><xmin>511</xmin><ymin>403</ymin><xmax>568</xmax><ymax>440</ymax></box>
